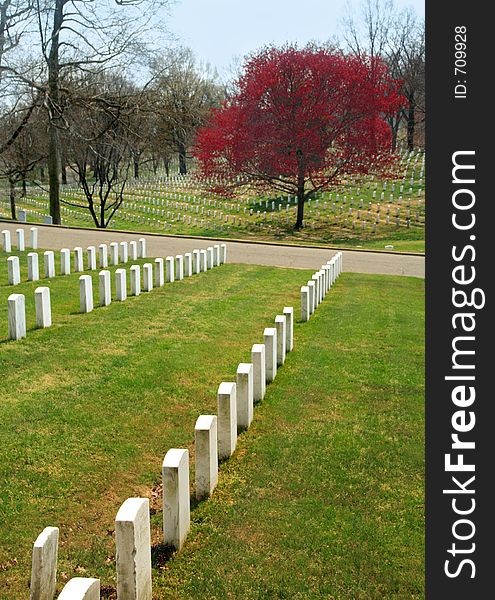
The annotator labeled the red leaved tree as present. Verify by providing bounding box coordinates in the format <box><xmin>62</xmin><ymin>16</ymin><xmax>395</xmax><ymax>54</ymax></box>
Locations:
<box><xmin>195</xmin><ymin>45</ymin><xmax>404</xmax><ymax>229</ymax></box>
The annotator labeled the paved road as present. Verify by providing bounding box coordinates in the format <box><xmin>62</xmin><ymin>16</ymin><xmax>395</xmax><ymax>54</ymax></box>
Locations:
<box><xmin>1</xmin><ymin>222</ymin><xmax>425</xmax><ymax>277</ymax></box>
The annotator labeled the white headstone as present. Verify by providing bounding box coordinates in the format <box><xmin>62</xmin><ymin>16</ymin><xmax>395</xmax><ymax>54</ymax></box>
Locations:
<box><xmin>236</xmin><ymin>363</ymin><xmax>254</xmax><ymax>431</ymax></box>
<box><xmin>110</xmin><ymin>242</ymin><xmax>119</xmax><ymax>266</ymax></box>
<box><xmin>192</xmin><ymin>249</ymin><xmax>200</xmax><ymax>274</ymax></box>
<box><xmin>175</xmin><ymin>255</ymin><xmax>184</xmax><ymax>280</ymax></box>
<box><xmin>98</xmin><ymin>244</ymin><xmax>108</xmax><ymax>268</ymax></box>
<box><xmin>130</xmin><ymin>265</ymin><xmax>141</xmax><ymax>296</ymax></box>
<box><xmin>30</xmin><ymin>227</ymin><xmax>38</xmax><ymax>249</ymax></box>
<box><xmin>199</xmin><ymin>250</ymin><xmax>207</xmax><ymax>272</ymax></box>
<box><xmin>28</xmin><ymin>252</ymin><xmax>40</xmax><ymax>282</ymax></box>
<box><xmin>35</xmin><ymin>287</ymin><xmax>52</xmax><ymax>328</ymax></box>
<box><xmin>8</xmin><ymin>293</ymin><xmax>26</xmax><ymax>340</ymax></box>
<box><xmin>283</xmin><ymin>307</ymin><xmax>294</xmax><ymax>352</ymax></box>
<box><xmin>263</xmin><ymin>328</ymin><xmax>277</xmax><ymax>383</ymax></box>
<box><xmin>116</xmin><ymin>269</ymin><xmax>127</xmax><ymax>301</ymax></box>
<box><xmin>138</xmin><ymin>238</ymin><xmax>147</xmax><ymax>258</ymax></box>
<box><xmin>195</xmin><ymin>415</ymin><xmax>218</xmax><ymax>500</ymax></box>
<box><xmin>142</xmin><ymin>263</ymin><xmax>153</xmax><ymax>292</ymax></box>
<box><xmin>87</xmin><ymin>246</ymin><xmax>96</xmax><ymax>270</ymax></box>
<box><xmin>58</xmin><ymin>578</ymin><xmax>100</xmax><ymax>600</ymax></box>
<box><xmin>162</xmin><ymin>449</ymin><xmax>190</xmax><ymax>550</ymax></box>
<box><xmin>99</xmin><ymin>271</ymin><xmax>111</xmax><ymax>307</ymax></box>
<box><xmin>220</xmin><ymin>244</ymin><xmax>227</xmax><ymax>264</ymax></box>
<box><xmin>311</xmin><ymin>274</ymin><xmax>320</xmax><ymax>308</ymax></box>
<box><xmin>44</xmin><ymin>251</ymin><xmax>55</xmax><ymax>279</ymax></box>
<box><xmin>74</xmin><ymin>247</ymin><xmax>83</xmax><ymax>273</ymax></box>
<box><xmin>129</xmin><ymin>241</ymin><xmax>138</xmax><ymax>261</ymax></box>
<box><xmin>119</xmin><ymin>241</ymin><xmax>128</xmax><ymax>263</ymax></box>
<box><xmin>213</xmin><ymin>245</ymin><xmax>220</xmax><ymax>267</ymax></box>
<box><xmin>154</xmin><ymin>258</ymin><xmax>164</xmax><ymax>287</ymax></box>
<box><xmin>184</xmin><ymin>253</ymin><xmax>192</xmax><ymax>277</ymax></box>
<box><xmin>79</xmin><ymin>275</ymin><xmax>93</xmax><ymax>313</ymax></box>
<box><xmin>60</xmin><ymin>248</ymin><xmax>71</xmax><ymax>275</ymax></box>
<box><xmin>16</xmin><ymin>228</ymin><xmax>25</xmax><ymax>251</ymax></box>
<box><xmin>115</xmin><ymin>498</ymin><xmax>152</xmax><ymax>600</ymax></box>
<box><xmin>275</xmin><ymin>315</ymin><xmax>287</xmax><ymax>366</ymax></box>
<box><xmin>251</xmin><ymin>344</ymin><xmax>266</xmax><ymax>402</ymax></box>
<box><xmin>217</xmin><ymin>382</ymin><xmax>237</xmax><ymax>460</ymax></box>
<box><xmin>165</xmin><ymin>257</ymin><xmax>174</xmax><ymax>283</ymax></box>
<box><xmin>206</xmin><ymin>247</ymin><xmax>214</xmax><ymax>269</ymax></box>
<box><xmin>7</xmin><ymin>256</ymin><xmax>20</xmax><ymax>285</ymax></box>
<box><xmin>29</xmin><ymin>526</ymin><xmax>59</xmax><ymax>600</ymax></box>
<box><xmin>307</xmin><ymin>281</ymin><xmax>315</xmax><ymax>315</ymax></box>
<box><xmin>1</xmin><ymin>230</ymin><xmax>11</xmax><ymax>253</ymax></box>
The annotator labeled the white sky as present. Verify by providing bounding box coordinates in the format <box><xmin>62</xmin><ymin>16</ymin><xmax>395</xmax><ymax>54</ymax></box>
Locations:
<box><xmin>167</xmin><ymin>0</ymin><xmax>425</xmax><ymax>79</ymax></box>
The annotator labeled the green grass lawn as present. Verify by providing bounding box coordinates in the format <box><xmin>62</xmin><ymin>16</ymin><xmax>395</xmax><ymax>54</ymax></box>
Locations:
<box><xmin>0</xmin><ymin>251</ymin><xmax>424</xmax><ymax>599</ymax></box>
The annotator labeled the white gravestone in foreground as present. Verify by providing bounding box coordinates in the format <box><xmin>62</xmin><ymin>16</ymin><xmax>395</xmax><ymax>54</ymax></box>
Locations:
<box><xmin>301</xmin><ymin>286</ymin><xmax>310</xmax><ymax>322</ymax></box>
<box><xmin>30</xmin><ymin>227</ymin><xmax>38</xmax><ymax>249</ymax></box>
<box><xmin>73</xmin><ymin>247</ymin><xmax>83</xmax><ymax>273</ymax></box>
<box><xmin>8</xmin><ymin>293</ymin><xmax>26</xmax><ymax>340</ymax></box>
<box><xmin>138</xmin><ymin>238</ymin><xmax>147</xmax><ymax>258</ymax></box>
<box><xmin>142</xmin><ymin>263</ymin><xmax>153</xmax><ymax>292</ymax></box>
<box><xmin>184</xmin><ymin>253</ymin><xmax>192</xmax><ymax>277</ymax></box>
<box><xmin>110</xmin><ymin>242</ymin><xmax>119</xmax><ymax>266</ymax></box>
<box><xmin>119</xmin><ymin>241</ymin><xmax>128</xmax><ymax>264</ymax></box>
<box><xmin>162</xmin><ymin>449</ymin><xmax>190</xmax><ymax>550</ymax></box>
<box><xmin>115</xmin><ymin>497</ymin><xmax>152</xmax><ymax>600</ymax></box>
<box><xmin>199</xmin><ymin>249</ymin><xmax>207</xmax><ymax>272</ymax></box>
<box><xmin>99</xmin><ymin>244</ymin><xmax>108</xmax><ymax>268</ymax></box>
<box><xmin>116</xmin><ymin>269</ymin><xmax>127</xmax><ymax>301</ymax></box>
<box><xmin>263</xmin><ymin>328</ymin><xmax>277</xmax><ymax>383</ymax></box>
<box><xmin>29</xmin><ymin>526</ymin><xmax>59</xmax><ymax>600</ymax></box>
<box><xmin>60</xmin><ymin>249</ymin><xmax>71</xmax><ymax>275</ymax></box>
<box><xmin>283</xmin><ymin>307</ymin><xmax>294</xmax><ymax>351</ymax></box>
<box><xmin>44</xmin><ymin>251</ymin><xmax>55</xmax><ymax>278</ymax></box>
<box><xmin>275</xmin><ymin>315</ymin><xmax>287</xmax><ymax>367</ymax></box>
<box><xmin>251</xmin><ymin>344</ymin><xmax>266</xmax><ymax>402</ymax></box>
<box><xmin>99</xmin><ymin>271</ymin><xmax>111</xmax><ymax>307</ymax></box>
<box><xmin>129</xmin><ymin>241</ymin><xmax>138</xmax><ymax>261</ymax></box>
<box><xmin>58</xmin><ymin>578</ymin><xmax>100</xmax><ymax>600</ymax></box>
<box><xmin>35</xmin><ymin>287</ymin><xmax>52</xmax><ymax>328</ymax></box>
<box><xmin>192</xmin><ymin>249</ymin><xmax>200</xmax><ymax>274</ymax></box>
<box><xmin>165</xmin><ymin>257</ymin><xmax>174</xmax><ymax>283</ymax></box>
<box><xmin>16</xmin><ymin>228</ymin><xmax>25</xmax><ymax>251</ymax></box>
<box><xmin>79</xmin><ymin>275</ymin><xmax>93</xmax><ymax>313</ymax></box>
<box><xmin>7</xmin><ymin>256</ymin><xmax>20</xmax><ymax>285</ymax></box>
<box><xmin>217</xmin><ymin>382</ymin><xmax>237</xmax><ymax>460</ymax></box>
<box><xmin>154</xmin><ymin>258</ymin><xmax>164</xmax><ymax>287</ymax></box>
<box><xmin>2</xmin><ymin>230</ymin><xmax>12</xmax><ymax>253</ymax></box>
<box><xmin>220</xmin><ymin>243</ymin><xmax>227</xmax><ymax>264</ymax></box>
<box><xmin>206</xmin><ymin>247</ymin><xmax>214</xmax><ymax>269</ymax></box>
<box><xmin>307</xmin><ymin>281</ymin><xmax>316</xmax><ymax>315</ymax></box>
<box><xmin>130</xmin><ymin>265</ymin><xmax>141</xmax><ymax>296</ymax></box>
<box><xmin>195</xmin><ymin>415</ymin><xmax>218</xmax><ymax>500</ymax></box>
<box><xmin>87</xmin><ymin>246</ymin><xmax>97</xmax><ymax>271</ymax></box>
<box><xmin>28</xmin><ymin>253</ymin><xmax>40</xmax><ymax>282</ymax></box>
<box><xmin>236</xmin><ymin>363</ymin><xmax>254</xmax><ymax>431</ymax></box>
<box><xmin>175</xmin><ymin>255</ymin><xmax>184</xmax><ymax>280</ymax></box>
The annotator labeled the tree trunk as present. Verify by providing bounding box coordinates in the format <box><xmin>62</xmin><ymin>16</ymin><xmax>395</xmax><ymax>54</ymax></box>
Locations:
<box><xmin>21</xmin><ymin>177</ymin><xmax>27</xmax><ymax>196</ymax></box>
<box><xmin>294</xmin><ymin>149</ymin><xmax>305</xmax><ymax>230</ymax></box>
<box><xmin>61</xmin><ymin>162</ymin><xmax>67</xmax><ymax>185</ymax></box>
<box><xmin>133</xmin><ymin>155</ymin><xmax>139</xmax><ymax>179</ymax></box>
<box><xmin>164</xmin><ymin>158</ymin><xmax>170</xmax><ymax>178</ymax></box>
<box><xmin>178</xmin><ymin>141</ymin><xmax>187</xmax><ymax>175</ymax></box>
<box><xmin>9</xmin><ymin>179</ymin><xmax>16</xmax><ymax>220</ymax></box>
<box><xmin>407</xmin><ymin>94</ymin><xmax>415</xmax><ymax>151</ymax></box>
<box><xmin>47</xmin><ymin>0</ymin><xmax>64</xmax><ymax>225</ymax></box>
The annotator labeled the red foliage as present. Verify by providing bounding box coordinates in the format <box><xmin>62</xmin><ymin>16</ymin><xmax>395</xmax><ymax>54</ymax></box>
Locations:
<box><xmin>194</xmin><ymin>45</ymin><xmax>405</xmax><ymax>227</ymax></box>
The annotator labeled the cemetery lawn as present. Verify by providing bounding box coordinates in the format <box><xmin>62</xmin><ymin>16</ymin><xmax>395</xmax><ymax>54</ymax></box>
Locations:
<box><xmin>0</xmin><ymin>254</ymin><xmax>423</xmax><ymax>599</ymax></box>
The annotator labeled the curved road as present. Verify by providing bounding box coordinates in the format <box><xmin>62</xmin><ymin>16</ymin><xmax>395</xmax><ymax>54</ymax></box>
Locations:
<box><xmin>1</xmin><ymin>222</ymin><xmax>425</xmax><ymax>278</ymax></box>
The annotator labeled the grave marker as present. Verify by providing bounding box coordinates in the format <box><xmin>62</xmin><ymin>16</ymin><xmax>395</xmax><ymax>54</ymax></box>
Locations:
<box><xmin>217</xmin><ymin>382</ymin><xmax>237</xmax><ymax>460</ymax></box>
<box><xmin>58</xmin><ymin>578</ymin><xmax>100</xmax><ymax>600</ymax></box>
<box><xmin>236</xmin><ymin>363</ymin><xmax>254</xmax><ymax>430</ymax></box>
<box><xmin>263</xmin><ymin>327</ymin><xmax>277</xmax><ymax>383</ymax></box>
<box><xmin>79</xmin><ymin>275</ymin><xmax>93</xmax><ymax>313</ymax></box>
<box><xmin>251</xmin><ymin>344</ymin><xmax>266</xmax><ymax>402</ymax></box>
<box><xmin>7</xmin><ymin>256</ymin><xmax>20</xmax><ymax>285</ymax></box>
<box><xmin>162</xmin><ymin>449</ymin><xmax>190</xmax><ymax>550</ymax></box>
<box><xmin>130</xmin><ymin>265</ymin><xmax>141</xmax><ymax>296</ymax></box>
<box><xmin>60</xmin><ymin>248</ymin><xmax>71</xmax><ymax>275</ymax></box>
<box><xmin>195</xmin><ymin>416</ymin><xmax>218</xmax><ymax>500</ymax></box>
<box><xmin>8</xmin><ymin>293</ymin><xmax>26</xmax><ymax>340</ymax></box>
<box><xmin>275</xmin><ymin>315</ymin><xmax>287</xmax><ymax>366</ymax></box>
<box><xmin>35</xmin><ymin>287</ymin><xmax>52</xmax><ymax>328</ymax></box>
<box><xmin>74</xmin><ymin>247</ymin><xmax>83</xmax><ymax>272</ymax></box>
<box><xmin>44</xmin><ymin>251</ymin><xmax>55</xmax><ymax>278</ymax></box>
<box><xmin>99</xmin><ymin>271</ymin><xmax>111</xmax><ymax>307</ymax></box>
<box><xmin>28</xmin><ymin>252</ymin><xmax>39</xmax><ymax>281</ymax></box>
<box><xmin>29</xmin><ymin>526</ymin><xmax>59</xmax><ymax>600</ymax></box>
<box><xmin>143</xmin><ymin>263</ymin><xmax>153</xmax><ymax>291</ymax></box>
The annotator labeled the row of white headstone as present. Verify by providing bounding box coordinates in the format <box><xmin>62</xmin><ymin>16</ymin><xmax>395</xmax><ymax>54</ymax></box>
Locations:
<box><xmin>5</xmin><ymin>238</ymin><xmax>147</xmax><ymax>286</ymax></box>
<box><xmin>300</xmin><ymin>252</ymin><xmax>343</xmax><ymax>321</ymax></box>
<box><xmin>6</xmin><ymin>244</ymin><xmax>228</xmax><ymax>340</ymax></box>
<box><xmin>1</xmin><ymin>227</ymin><xmax>38</xmax><ymax>253</ymax></box>
<box><xmin>78</xmin><ymin>244</ymin><xmax>227</xmax><ymax>314</ymax></box>
<box><xmin>26</xmin><ymin>253</ymin><xmax>338</xmax><ymax>599</ymax></box>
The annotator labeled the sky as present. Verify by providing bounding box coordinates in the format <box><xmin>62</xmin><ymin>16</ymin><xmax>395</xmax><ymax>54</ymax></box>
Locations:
<box><xmin>167</xmin><ymin>0</ymin><xmax>425</xmax><ymax>79</ymax></box>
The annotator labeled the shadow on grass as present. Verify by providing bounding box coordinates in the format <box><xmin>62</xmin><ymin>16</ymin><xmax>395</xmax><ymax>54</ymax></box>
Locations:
<box><xmin>151</xmin><ymin>543</ymin><xmax>177</xmax><ymax>568</ymax></box>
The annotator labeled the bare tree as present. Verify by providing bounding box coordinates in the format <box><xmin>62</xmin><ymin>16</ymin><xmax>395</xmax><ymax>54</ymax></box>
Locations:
<box><xmin>342</xmin><ymin>0</ymin><xmax>425</xmax><ymax>150</ymax></box>
<box><xmin>151</xmin><ymin>48</ymin><xmax>224</xmax><ymax>175</ymax></box>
